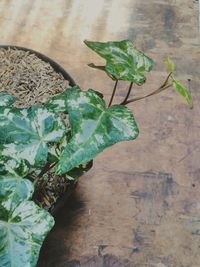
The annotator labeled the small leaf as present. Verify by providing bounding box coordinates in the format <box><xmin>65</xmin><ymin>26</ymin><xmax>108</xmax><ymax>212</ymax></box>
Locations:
<box><xmin>84</xmin><ymin>40</ymin><xmax>153</xmax><ymax>85</ymax></box>
<box><xmin>0</xmin><ymin>106</ymin><xmax>66</xmax><ymax>168</ymax></box>
<box><xmin>56</xmin><ymin>87</ymin><xmax>139</xmax><ymax>175</ymax></box>
<box><xmin>0</xmin><ymin>92</ymin><xmax>17</xmax><ymax>107</ymax></box>
<box><xmin>172</xmin><ymin>78</ymin><xmax>193</xmax><ymax>108</ymax></box>
<box><xmin>164</xmin><ymin>57</ymin><xmax>176</xmax><ymax>72</ymax></box>
<box><xmin>0</xmin><ymin>177</ymin><xmax>54</xmax><ymax>267</ymax></box>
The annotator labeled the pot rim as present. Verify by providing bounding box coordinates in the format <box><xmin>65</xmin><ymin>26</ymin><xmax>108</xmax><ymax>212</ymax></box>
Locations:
<box><xmin>0</xmin><ymin>44</ymin><xmax>76</xmax><ymax>87</ymax></box>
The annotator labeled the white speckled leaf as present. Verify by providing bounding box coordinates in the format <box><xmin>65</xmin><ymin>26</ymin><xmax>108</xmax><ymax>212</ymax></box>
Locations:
<box><xmin>0</xmin><ymin>176</ymin><xmax>54</xmax><ymax>267</ymax></box>
<box><xmin>0</xmin><ymin>154</ymin><xmax>30</xmax><ymax>176</ymax></box>
<box><xmin>0</xmin><ymin>106</ymin><xmax>66</xmax><ymax>168</ymax></box>
<box><xmin>56</xmin><ymin>87</ymin><xmax>139</xmax><ymax>175</ymax></box>
<box><xmin>0</xmin><ymin>92</ymin><xmax>17</xmax><ymax>107</ymax></box>
<box><xmin>46</xmin><ymin>85</ymin><xmax>81</xmax><ymax>113</ymax></box>
<box><xmin>0</xmin><ymin>175</ymin><xmax>33</xmax><ymax>212</ymax></box>
<box><xmin>84</xmin><ymin>40</ymin><xmax>153</xmax><ymax>84</ymax></box>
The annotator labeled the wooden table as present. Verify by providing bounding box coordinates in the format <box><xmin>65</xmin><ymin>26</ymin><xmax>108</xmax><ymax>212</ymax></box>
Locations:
<box><xmin>1</xmin><ymin>0</ymin><xmax>199</xmax><ymax>266</ymax></box>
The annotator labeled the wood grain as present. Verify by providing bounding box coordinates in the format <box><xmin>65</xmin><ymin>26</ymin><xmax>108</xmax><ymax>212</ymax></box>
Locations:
<box><xmin>0</xmin><ymin>0</ymin><xmax>199</xmax><ymax>266</ymax></box>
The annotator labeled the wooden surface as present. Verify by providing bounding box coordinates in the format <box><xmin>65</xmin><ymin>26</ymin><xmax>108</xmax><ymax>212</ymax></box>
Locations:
<box><xmin>1</xmin><ymin>0</ymin><xmax>200</xmax><ymax>266</ymax></box>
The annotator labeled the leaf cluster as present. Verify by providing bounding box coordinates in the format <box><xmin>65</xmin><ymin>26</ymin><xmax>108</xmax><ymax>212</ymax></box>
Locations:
<box><xmin>0</xmin><ymin>40</ymin><xmax>193</xmax><ymax>266</ymax></box>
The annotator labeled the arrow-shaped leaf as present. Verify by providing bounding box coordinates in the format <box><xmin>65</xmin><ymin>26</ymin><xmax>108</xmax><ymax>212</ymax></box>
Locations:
<box><xmin>172</xmin><ymin>78</ymin><xmax>193</xmax><ymax>108</ymax></box>
<box><xmin>56</xmin><ymin>87</ymin><xmax>139</xmax><ymax>175</ymax></box>
<box><xmin>84</xmin><ymin>40</ymin><xmax>153</xmax><ymax>85</ymax></box>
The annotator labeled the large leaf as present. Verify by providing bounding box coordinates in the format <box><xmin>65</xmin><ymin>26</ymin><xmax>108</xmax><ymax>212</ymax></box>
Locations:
<box><xmin>56</xmin><ymin>87</ymin><xmax>139</xmax><ymax>175</ymax></box>
<box><xmin>0</xmin><ymin>177</ymin><xmax>54</xmax><ymax>267</ymax></box>
<box><xmin>0</xmin><ymin>92</ymin><xmax>17</xmax><ymax>107</ymax></box>
<box><xmin>48</xmin><ymin>134</ymin><xmax>93</xmax><ymax>180</ymax></box>
<box><xmin>172</xmin><ymin>78</ymin><xmax>193</xmax><ymax>108</ymax></box>
<box><xmin>46</xmin><ymin>86</ymin><xmax>81</xmax><ymax>113</ymax></box>
<box><xmin>0</xmin><ymin>156</ymin><xmax>30</xmax><ymax>177</ymax></box>
<box><xmin>84</xmin><ymin>40</ymin><xmax>153</xmax><ymax>85</ymax></box>
<box><xmin>0</xmin><ymin>176</ymin><xmax>33</xmax><ymax>213</ymax></box>
<box><xmin>0</xmin><ymin>106</ymin><xmax>66</xmax><ymax>167</ymax></box>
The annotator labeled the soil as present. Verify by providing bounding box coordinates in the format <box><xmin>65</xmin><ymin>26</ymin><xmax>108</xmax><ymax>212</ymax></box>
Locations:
<box><xmin>0</xmin><ymin>47</ymin><xmax>68</xmax><ymax>107</ymax></box>
<box><xmin>0</xmin><ymin>47</ymin><xmax>74</xmax><ymax>212</ymax></box>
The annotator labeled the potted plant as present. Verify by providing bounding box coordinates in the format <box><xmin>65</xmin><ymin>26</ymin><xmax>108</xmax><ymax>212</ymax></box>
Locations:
<box><xmin>0</xmin><ymin>40</ymin><xmax>192</xmax><ymax>267</ymax></box>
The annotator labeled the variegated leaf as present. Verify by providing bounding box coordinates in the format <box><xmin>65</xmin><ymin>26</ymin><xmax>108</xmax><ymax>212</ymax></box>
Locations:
<box><xmin>0</xmin><ymin>155</ymin><xmax>30</xmax><ymax>177</ymax></box>
<box><xmin>46</xmin><ymin>85</ymin><xmax>81</xmax><ymax>113</ymax></box>
<box><xmin>48</xmin><ymin>133</ymin><xmax>93</xmax><ymax>180</ymax></box>
<box><xmin>56</xmin><ymin>87</ymin><xmax>139</xmax><ymax>175</ymax></box>
<box><xmin>0</xmin><ymin>177</ymin><xmax>54</xmax><ymax>267</ymax></box>
<box><xmin>0</xmin><ymin>106</ymin><xmax>66</xmax><ymax>168</ymax></box>
<box><xmin>84</xmin><ymin>40</ymin><xmax>153</xmax><ymax>84</ymax></box>
<box><xmin>0</xmin><ymin>92</ymin><xmax>17</xmax><ymax>107</ymax></box>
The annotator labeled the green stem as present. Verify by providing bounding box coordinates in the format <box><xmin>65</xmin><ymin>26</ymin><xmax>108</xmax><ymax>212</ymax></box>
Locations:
<box><xmin>120</xmin><ymin>82</ymin><xmax>133</xmax><ymax>105</ymax></box>
<box><xmin>108</xmin><ymin>80</ymin><xmax>118</xmax><ymax>107</ymax></box>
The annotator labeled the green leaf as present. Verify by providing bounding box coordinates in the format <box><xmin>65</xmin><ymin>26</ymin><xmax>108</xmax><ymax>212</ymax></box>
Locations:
<box><xmin>48</xmin><ymin>134</ymin><xmax>93</xmax><ymax>180</ymax></box>
<box><xmin>56</xmin><ymin>87</ymin><xmax>139</xmax><ymax>175</ymax></box>
<box><xmin>0</xmin><ymin>156</ymin><xmax>30</xmax><ymax>177</ymax></box>
<box><xmin>0</xmin><ymin>175</ymin><xmax>33</xmax><ymax>212</ymax></box>
<box><xmin>0</xmin><ymin>177</ymin><xmax>54</xmax><ymax>267</ymax></box>
<box><xmin>84</xmin><ymin>40</ymin><xmax>153</xmax><ymax>85</ymax></box>
<box><xmin>172</xmin><ymin>78</ymin><xmax>193</xmax><ymax>108</ymax></box>
<box><xmin>46</xmin><ymin>86</ymin><xmax>81</xmax><ymax>113</ymax></box>
<box><xmin>164</xmin><ymin>57</ymin><xmax>175</xmax><ymax>72</ymax></box>
<box><xmin>0</xmin><ymin>106</ymin><xmax>66</xmax><ymax>167</ymax></box>
<box><xmin>0</xmin><ymin>92</ymin><xmax>17</xmax><ymax>107</ymax></box>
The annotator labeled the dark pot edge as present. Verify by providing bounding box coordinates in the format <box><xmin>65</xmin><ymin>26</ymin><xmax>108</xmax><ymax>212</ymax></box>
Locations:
<box><xmin>0</xmin><ymin>45</ymin><xmax>76</xmax><ymax>87</ymax></box>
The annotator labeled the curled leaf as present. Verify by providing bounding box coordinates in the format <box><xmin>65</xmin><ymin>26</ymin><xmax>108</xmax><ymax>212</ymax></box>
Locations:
<box><xmin>172</xmin><ymin>78</ymin><xmax>193</xmax><ymax>108</ymax></box>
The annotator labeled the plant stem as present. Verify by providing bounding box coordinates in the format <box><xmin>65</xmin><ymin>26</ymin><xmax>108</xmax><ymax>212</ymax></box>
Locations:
<box><xmin>34</xmin><ymin>162</ymin><xmax>57</xmax><ymax>185</ymax></box>
<box><xmin>108</xmin><ymin>80</ymin><xmax>118</xmax><ymax>107</ymax></box>
<box><xmin>122</xmin><ymin>72</ymin><xmax>172</xmax><ymax>105</ymax></box>
<box><xmin>120</xmin><ymin>82</ymin><xmax>133</xmax><ymax>105</ymax></box>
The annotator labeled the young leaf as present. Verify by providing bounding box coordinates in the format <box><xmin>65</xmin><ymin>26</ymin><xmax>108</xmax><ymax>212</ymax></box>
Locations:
<box><xmin>0</xmin><ymin>92</ymin><xmax>17</xmax><ymax>107</ymax></box>
<box><xmin>172</xmin><ymin>78</ymin><xmax>193</xmax><ymax>108</ymax></box>
<box><xmin>0</xmin><ymin>177</ymin><xmax>54</xmax><ymax>267</ymax></box>
<box><xmin>0</xmin><ymin>106</ymin><xmax>66</xmax><ymax>167</ymax></box>
<box><xmin>164</xmin><ymin>57</ymin><xmax>176</xmax><ymax>72</ymax></box>
<box><xmin>84</xmin><ymin>40</ymin><xmax>153</xmax><ymax>85</ymax></box>
<box><xmin>56</xmin><ymin>87</ymin><xmax>139</xmax><ymax>175</ymax></box>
